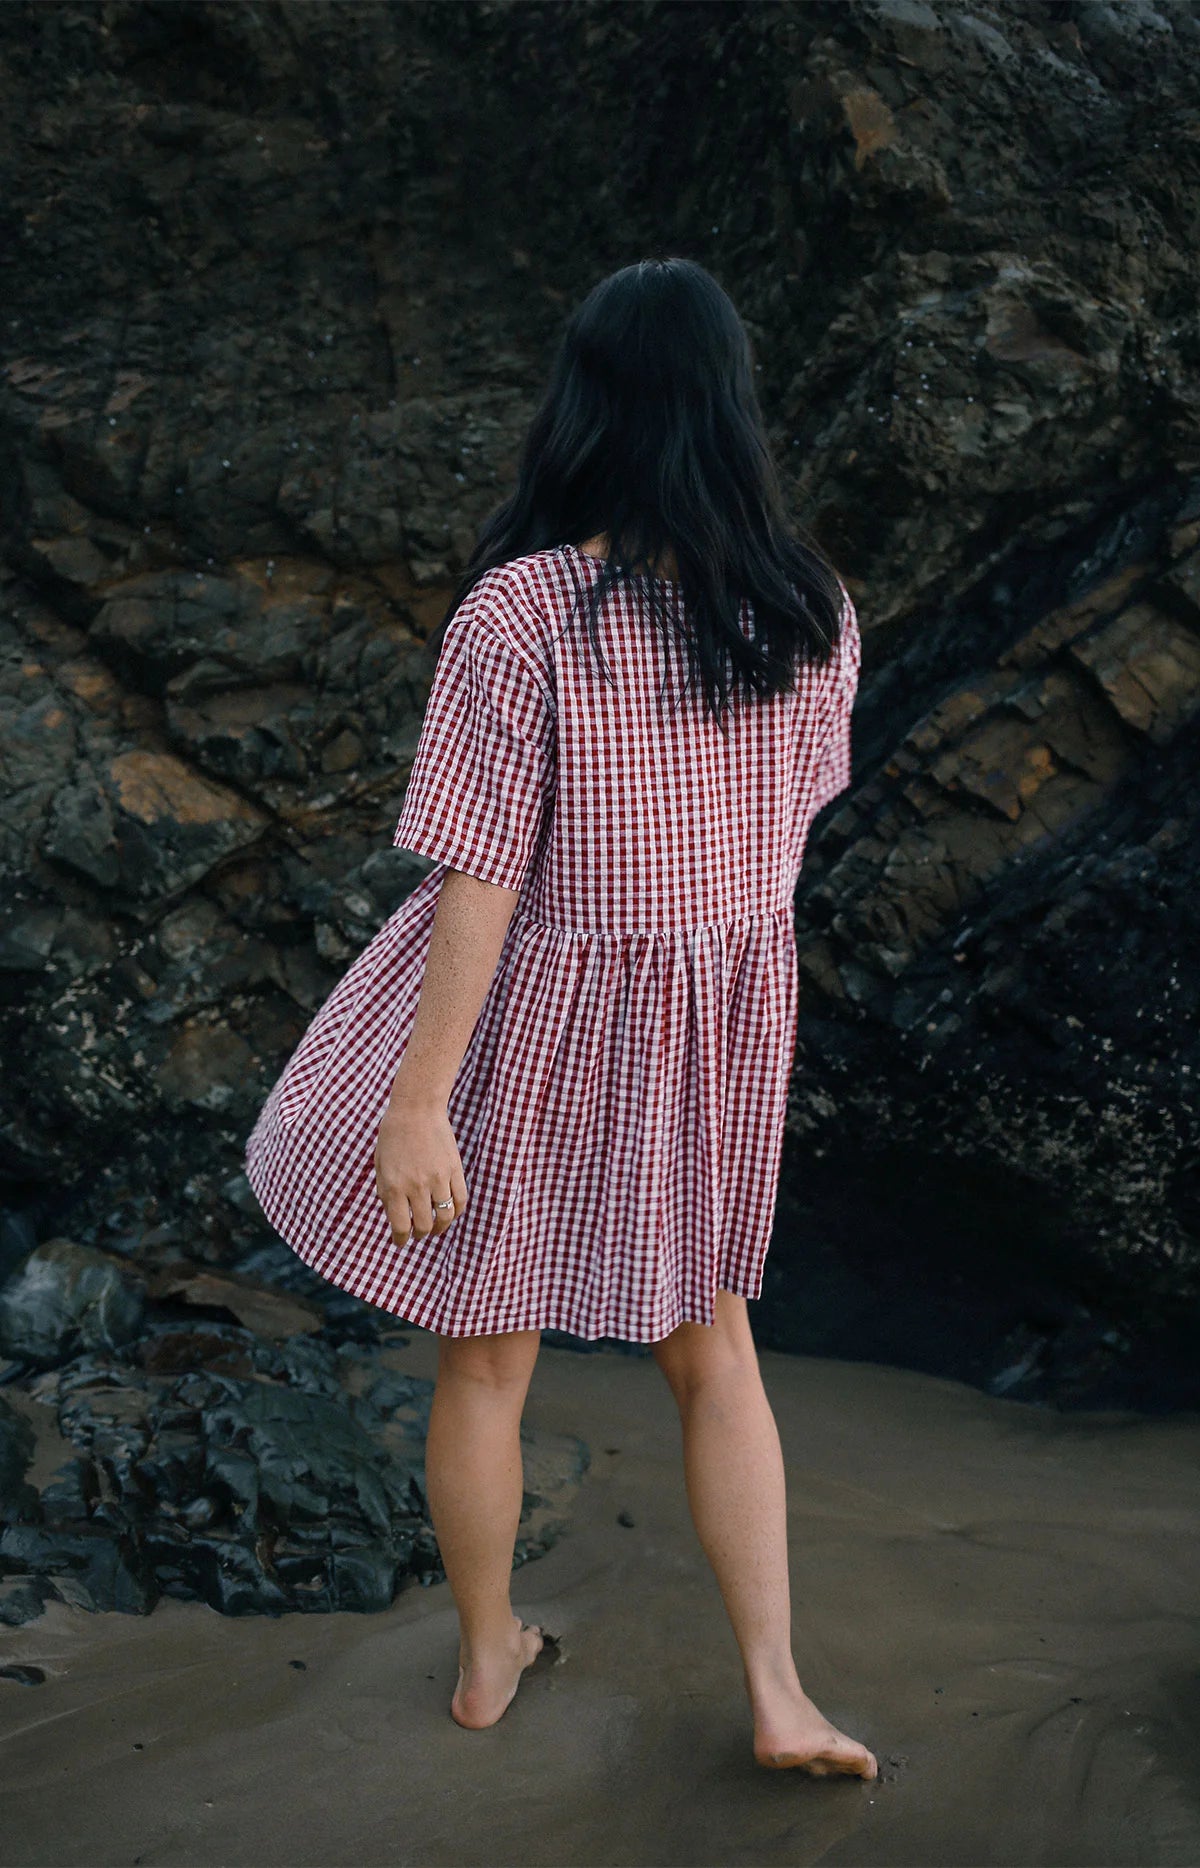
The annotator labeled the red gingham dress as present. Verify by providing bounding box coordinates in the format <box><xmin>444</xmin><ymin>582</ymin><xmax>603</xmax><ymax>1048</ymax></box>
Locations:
<box><xmin>244</xmin><ymin>543</ymin><xmax>860</xmax><ymax>1341</ymax></box>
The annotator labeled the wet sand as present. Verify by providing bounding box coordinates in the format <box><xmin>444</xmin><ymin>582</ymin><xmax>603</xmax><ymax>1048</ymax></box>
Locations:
<box><xmin>1</xmin><ymin>1331</ymin><xmax>1198</xmax><ymax>1868</ymax></box>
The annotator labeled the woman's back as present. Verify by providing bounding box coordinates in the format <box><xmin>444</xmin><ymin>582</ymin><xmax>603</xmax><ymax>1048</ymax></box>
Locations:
<box><xmin>395</xmin><ymin>542</ymin><xmax>861</xmax><ymax>939</ymax></box>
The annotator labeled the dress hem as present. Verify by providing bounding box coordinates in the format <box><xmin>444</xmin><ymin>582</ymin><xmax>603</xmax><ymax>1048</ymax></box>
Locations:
<box><xmin>247</xmin><ymin>1147</ymin><xmax>763</xmax><ymax>1343</ymax></box>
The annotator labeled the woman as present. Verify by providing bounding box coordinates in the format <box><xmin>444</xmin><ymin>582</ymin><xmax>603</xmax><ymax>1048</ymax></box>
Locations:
<box><xmin>245</xmin><ymin>258</ymin><xmax>876</xmax><ymax>1779</ymax></box>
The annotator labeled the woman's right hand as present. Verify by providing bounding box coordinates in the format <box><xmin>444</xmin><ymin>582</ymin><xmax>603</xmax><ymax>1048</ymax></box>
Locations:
<box><xmin>374</xmin><ymin>1090</ymin><xmax>469</xmax><ymax>1246</ymax></box>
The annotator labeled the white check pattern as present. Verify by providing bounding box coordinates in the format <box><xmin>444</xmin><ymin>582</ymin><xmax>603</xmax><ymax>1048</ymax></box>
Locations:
<box><xmin>244</xmin><ymin>543</ymin><xmax>860</xmax><ymax>1341</ymax></box>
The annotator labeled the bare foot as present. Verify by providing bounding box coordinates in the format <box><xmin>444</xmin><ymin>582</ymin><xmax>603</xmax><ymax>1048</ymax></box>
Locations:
<box><xmin>449</xmin><ymin>1613</ymin><xmax>547</xmax><ymax>1730</ymax></box>
<box><xmin>751</xmin><ymin>1674</ymin><xmax>878</xmax><ymax>1779</ymax></box>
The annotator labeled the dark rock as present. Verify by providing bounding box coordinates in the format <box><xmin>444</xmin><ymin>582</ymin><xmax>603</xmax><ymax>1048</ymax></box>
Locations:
<box><xmin>0</xmin><ymin>1308</ymin><xmax>589</xmax><ymax>1617</ymax></box>
<box><xmin>0</xmin><ymin>1577</ymin><xmax>54</xmax><ymax>1627</ymax></box>
<box><xmin>0</xmin><ymin>1395</ymin><xmax>39</xmax><ymax>1522</ymax></box>
<box><xmin>0</xmin><ymin>1240</ymin><xmax>146</xmax><ymax>1369</ymax></box>
<box><xmin>138</xmin><ymin>1262</ymin><xmax>325</xmax><ymax>1339</ymax></box>
<box><xmin>0</xmin><ymin>1522</ymin><xmax>157</xmax><ymax>1615</ymax></box>
<box><xmin>39</xmin><ymin>1456</ymin><xmax>98</xmax><ymax>1526</ymax></box>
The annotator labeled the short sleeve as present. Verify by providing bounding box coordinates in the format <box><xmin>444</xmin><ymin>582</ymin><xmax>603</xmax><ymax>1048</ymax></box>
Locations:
<box><xmin>810</xmin><ymin>585</ymin><xmax>862</xmax><ymax>815</ymax></box>
<box><xmin>393</xmin><ymin>602</ymin><xmax>557</xmax><ymax>892</ymax></box>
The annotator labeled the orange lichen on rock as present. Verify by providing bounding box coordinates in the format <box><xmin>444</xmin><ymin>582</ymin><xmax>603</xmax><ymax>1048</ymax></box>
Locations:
<box><xmin>841</xmin><ymin>87</ymin><xmax>897</xmax><ymax>167</ymax></box>
<box><xmin>109</xmin><ymin>750</ymin><xmax>267</xmax><ymax>827</ymax></box>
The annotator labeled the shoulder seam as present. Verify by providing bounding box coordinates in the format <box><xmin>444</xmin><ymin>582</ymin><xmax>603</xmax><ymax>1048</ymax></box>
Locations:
<box><xmin>466</xmin><ymin>611</ymin><xmax>555</xmax><ymax>708</ymax></box>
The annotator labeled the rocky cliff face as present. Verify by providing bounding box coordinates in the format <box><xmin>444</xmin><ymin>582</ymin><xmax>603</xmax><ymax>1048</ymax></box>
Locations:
<box><xmin>1</xmin><ymin>0</ymin><xmax>1197</xmax><ymax>1411</ymax></box>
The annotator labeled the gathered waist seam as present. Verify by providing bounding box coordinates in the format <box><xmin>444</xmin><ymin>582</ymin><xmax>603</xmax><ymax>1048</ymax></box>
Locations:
<box><xmin>510</xmin><ymin>902</ymin><xmax>794</xmax><ymax>938</ymax></box>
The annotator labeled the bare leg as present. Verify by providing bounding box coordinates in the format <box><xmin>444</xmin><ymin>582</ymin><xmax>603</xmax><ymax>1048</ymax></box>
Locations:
<box><xmin>425</xmin><ymin>1325</ymin><xmax>547</xmax><ymax>1729</ymax></box>
<box><xmin>652</xmin><ymin>1291</ymin><xmax>878</xmax><ymax>1777</ymax></box>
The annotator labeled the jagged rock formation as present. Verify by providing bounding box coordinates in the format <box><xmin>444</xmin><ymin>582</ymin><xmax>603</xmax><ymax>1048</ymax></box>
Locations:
<box><xmin>0</xmin><ymin>0</ymin><xmax>1197</xmax><ymax>1419</ymax></box>
<box><xmin>0</xmin><ymin>1238</ymin><xmax>587</xmax><ymax>1624</ymax></box>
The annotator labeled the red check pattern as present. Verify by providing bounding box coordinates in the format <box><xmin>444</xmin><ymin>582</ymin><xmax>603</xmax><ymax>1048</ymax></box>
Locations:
<box><xmin>245</xmin><ymin>544</ymin><xmax>860</xmax><ymax>1340</ymax></box>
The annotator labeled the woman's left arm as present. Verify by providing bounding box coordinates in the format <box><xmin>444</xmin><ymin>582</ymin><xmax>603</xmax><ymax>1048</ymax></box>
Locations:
<box><xmin>375</xmin><ymin>867</ymin><xmax>518</xmax><ymax>1247</ymax></box>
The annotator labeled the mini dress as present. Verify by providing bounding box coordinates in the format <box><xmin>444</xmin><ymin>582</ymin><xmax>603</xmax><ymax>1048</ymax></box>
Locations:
<box><xmin>244</xmin><ymin>543</ymin><xmax>860</xmax><ymax>1341</ymax></box>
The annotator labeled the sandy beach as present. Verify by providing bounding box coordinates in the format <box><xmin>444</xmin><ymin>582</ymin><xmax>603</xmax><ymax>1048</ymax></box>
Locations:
<box><xmin>1</xmin><ymin>1331</ymin><xmax>1198</xmax><ymax>1868</ymax></box>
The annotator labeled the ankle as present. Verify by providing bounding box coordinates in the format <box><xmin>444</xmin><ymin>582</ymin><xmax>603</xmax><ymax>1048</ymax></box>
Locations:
<box><xmin>459</xmin><ymin>1608</ymin><xmax>521</xmax><ymax>1662</ymax></box>
<box><xmin>744</xmin><ymin>1650</ymin><xmax>804</xmax><ymax>1701</ymax></box>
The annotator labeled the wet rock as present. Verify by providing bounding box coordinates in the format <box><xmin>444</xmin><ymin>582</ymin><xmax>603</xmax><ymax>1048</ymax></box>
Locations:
<box><xmin>0</xmin><ymin>1395</ymin><xmax>39</xmax><ymax>1521</ymax></box>
<box><xmin>0</xmin><ymin>1522</ymin><xmax>157</xmax><ymax>1616</ymax></box>
<box><xmin>0</xmin><ymin>1240</ymin><xmax>145</xmax><ymax>1369</ymax></box>
<box><xmin>139</xmin><ymin>1263</ymin><xmax>325</xmax><ymax>1339</ymax></box>
<box><xmin>0</xmin><ymin>1577</ymin><xmax>54</xmax><ymax>1628</ymax></box>
<box><xmin>38</xmin><ymin>1455</ymin><xmax>98</xmax><ymax>1526</ymax></box>
<box><xmin>0</xmin><ymin>1306</ymin><xmax>590</xmax><ymax>1618</ymax></box>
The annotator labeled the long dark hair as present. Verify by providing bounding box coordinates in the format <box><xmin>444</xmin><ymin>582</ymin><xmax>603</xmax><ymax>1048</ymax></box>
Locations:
<box><xmin>432</xmin><ymin>257</ymin><xmax>848</xmax><ymax>729</ymax></box>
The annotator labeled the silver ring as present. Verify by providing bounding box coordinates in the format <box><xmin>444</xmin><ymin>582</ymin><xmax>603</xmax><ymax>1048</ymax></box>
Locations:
<box><xmin>433</xmin><ymin>1199</ymin><xmax>453</xmax><ymax>1210</ymax></box>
